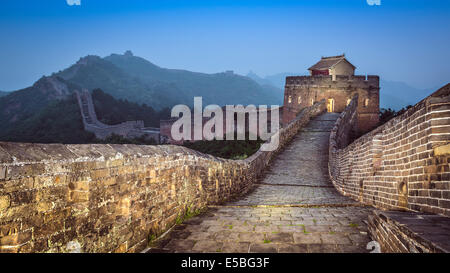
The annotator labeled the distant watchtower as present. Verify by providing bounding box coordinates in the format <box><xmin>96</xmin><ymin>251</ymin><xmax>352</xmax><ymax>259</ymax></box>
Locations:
<box><xmin>283</xmin><ymin>54</ymin><xmax>380</xmax><ymax>134</ymax></box>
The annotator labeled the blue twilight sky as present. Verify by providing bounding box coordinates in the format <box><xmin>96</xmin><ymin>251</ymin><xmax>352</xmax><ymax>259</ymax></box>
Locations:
<box><xmin>0</xmin><ymin>0</ymin><xmax>449</xmax><ymax>91</ymax></box>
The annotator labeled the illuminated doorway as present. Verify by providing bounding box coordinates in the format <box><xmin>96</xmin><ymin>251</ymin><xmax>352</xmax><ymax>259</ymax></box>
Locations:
<box><xmin>327</xmin><ymin>98</ymin><xmax>335</xmax><ymax>112</ymax></box>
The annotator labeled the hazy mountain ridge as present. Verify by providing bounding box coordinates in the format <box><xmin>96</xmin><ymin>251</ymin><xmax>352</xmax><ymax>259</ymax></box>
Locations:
<box><xmin>0</xmin><ymin>76</ymin><xmax>80</xmax><ymax>133</ymax></box>
<box><xmin>379</xmin><ymin>80</ymin><xmax>438</xmax><ymax>110</ymax></box>
<box><xmin>55</xmin><ymin>55</ymin><xmax>181</xmax><ymax>110</ymax></box>
<box><xmin>0</xmin><ymin>51</ymin><xmax>283</xmax><ymax>141</ymax></box>
<box><xmin>103</xmin><ymin>52</ymin><xmax>283</xmax><ymax>107</ymax></box>
<box><xmin>49</xmin><ymin>51</ymin><xmax>283</xmax><ymax>109</ymax></box>
<box><xmin>246</xmin><ymin>71</ymin><xmax>275</xmax><ymax>87</ymax></box>
<box><xmin>0</xmin><ymin>91</ymin><xmax>9</xmax><ymax>97</ymax></box>
<box><xmin>247</xmin><ymin>72</ymin><xmax>305</xmax><ymax>90</ymax></box>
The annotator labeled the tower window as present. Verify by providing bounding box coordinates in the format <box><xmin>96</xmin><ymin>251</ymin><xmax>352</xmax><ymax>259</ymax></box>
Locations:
<box><xmin>347</xmin><ymin>99</ymin><xmax>351</xmax><ymax>106</ymax></box>
<box><xmin>288</xmin><ymin>96</ymin><xmax>292</xmax><ymax>104</ymax></box>
<box><xmin>311</xmin><ymin>98</ymin><xmax>314</xmax><ymax>106</ymax></box>
<box><xmin>364</xmin><ymin>98</ymin><xmax>369</xmax><ymax>107</ymax></box>
<box><xmin>298</xmin><ymin>96</ymin><xmax>302</xmax><ymax>104</ymax></box>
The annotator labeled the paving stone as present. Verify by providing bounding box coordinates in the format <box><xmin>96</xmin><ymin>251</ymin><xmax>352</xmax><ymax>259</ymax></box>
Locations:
<box><xmin>187</xmin><ymin>231</ymin><xmax>216</xmax><ymax>241</ymax></box>
<box><xmin>164</xmin><ymin>239</ymin><xmax>196</xmax><ymax>252</ymax></box>
<box><xmin>293</xmin><ymin>233</ymin><xmax>322</xmax><ymax>244</ymax></box>
<box><xmin>266</xmin><ymin>232</ymin><xmax>294</xmax><ymax>243</ymax></box>
<box><xmin>201</xmin><ymin>220</ymin><xmax>224</xmax><ymax>226</ymax></box>
<box><xmin>214</xmin><ymin>231</ymin><xmax>241</xmax><ymax>242</ymax></box>
<box><xmin>277</xmin><ymin>244</ymin><xmax>308</xmax><ymax>253</ymax></box>
<box><xmin>330</xmin><ymin>225</ymin><xmax>359</xmax><ymax>233</ymax></box>
<box><xmin>238</xmin><ymin>232</ymin><xmax>266</xmax><ymax>243</ymax></box>
<box><xmin>278</xmin><ymin>225</ymin><xmax>306</xmax><ymax>233</ymax></box>
<box><xmin>192</xmin><ymin>240</ymin><xmax>223</xmax><ymax>253</ymax></box>
<box><xmin>320</xmin><ymin>234</ymin><xmax>352</xmax><ymax>245</ymax></box>
<box><xmin>207</xmin><ymin>225</ymin><xmax>230</xmax><ymax>232</ymax></box>
<box><xmin>221</xmin><ymin>242</ymin><xmax>250</xmax><ymax>253</ymax></box>
<box><xmin>167</xmin><ymin>230</ymin><xmax>192</xmax><ymax>240</ymax></box>
<box><xmin>254</xmin><ymin>225</ymin><xmax>278</xmax><ymax>233</ymax></box>
<box><xmin>184</xmin><ymin>225</ymin><xmax>210</xmax><ymax>233</ymax></box>
<box><xmin>249</xmin><ymin>243</ymin><xmax>278</xmax><ymax>253</ymax></box>
<box><xmin>303</xmin><ymin>225</ymin><xmax>331</xmax><ymax>233</ymax></box>
<box><xmin>307</xmin><ymin>244</ymin><xmax>338</xmax><ymax>253</ymax></box>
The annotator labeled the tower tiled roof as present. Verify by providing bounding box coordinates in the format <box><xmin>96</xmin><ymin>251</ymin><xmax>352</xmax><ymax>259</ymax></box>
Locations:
<box><xmin>308</xmin><ymin>54</ymin><xmax>355</xmax><ymax>71</ymax></box>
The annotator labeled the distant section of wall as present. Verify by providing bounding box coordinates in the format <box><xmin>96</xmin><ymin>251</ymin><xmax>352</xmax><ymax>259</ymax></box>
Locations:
<box><xmin>76</xmin><ymin>90</ymin><xmax>160</xmax><ymax>142</ymax></box>
<box><xmin>0</xmin><ymin>101</ymin><xmax>325</xmax><ymax>253</ymax></box>
<box><xmin>329</xmin><ymin>84</ymin><xmax>450</xmax><ymax>217</ymax></box>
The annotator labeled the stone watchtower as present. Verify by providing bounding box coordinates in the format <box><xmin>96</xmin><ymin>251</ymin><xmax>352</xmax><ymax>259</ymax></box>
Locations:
<box><xmin>282</xmin><ymin>54</ymin><xmax>380</xmax><ymax>134</ymax></box>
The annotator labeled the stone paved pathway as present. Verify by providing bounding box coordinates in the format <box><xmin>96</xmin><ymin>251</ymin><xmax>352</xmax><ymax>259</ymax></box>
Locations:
<box><xmin>148</xmin><ymin>113</ymin><xmax>372</xmax><ymax>253</ymax></box>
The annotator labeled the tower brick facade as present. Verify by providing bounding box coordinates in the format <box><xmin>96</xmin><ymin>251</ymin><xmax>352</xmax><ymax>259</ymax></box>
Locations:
<box><xmin>282</xmin><ymin>55</ymin><xmax>380</xmax><ymax>134</ymax></box>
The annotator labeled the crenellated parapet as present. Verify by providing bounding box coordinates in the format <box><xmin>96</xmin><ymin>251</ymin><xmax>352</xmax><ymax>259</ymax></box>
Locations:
<box><xmin>285</xmin><ymin>75</ymin><xmax>379</xmax><ymax>88</ymax></box>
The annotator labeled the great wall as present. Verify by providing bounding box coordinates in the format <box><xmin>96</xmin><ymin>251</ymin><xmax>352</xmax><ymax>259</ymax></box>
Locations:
<box><xmin>76</xmin><ymin>89</ymin><xmax>161</xmax><ymax>142</ymax></box>
<box><xmin>0</xmin><ymin>82</ymin><xmax>449</xmax><ymax>253</ymax></box>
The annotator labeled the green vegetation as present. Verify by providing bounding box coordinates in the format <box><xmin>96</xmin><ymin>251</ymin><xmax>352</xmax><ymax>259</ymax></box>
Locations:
<box><xmin>183</xmin><ymin>137</ymin><xmax>265</xmax><ymax>160</ymax></box>
<box><xmin>0</xmin><ymin>52</ymin><xmax>283</xmax><ymax>145</ymax></box>
<box><xmin>0</xmin><ymin>78</ymin><xmax>76</xmax><ymax>139</ymax></box>
<box><xmin>91</xmin><ymin>88</ymin><xmax>170</xmax><ymax>127</ymax></box>
<box><xmin>0</xmin><ymin>89</ymin><xmax>168</xmax><ymax>144</ymax></box>
<box><xmin>175</xmin><ymin>205</ymin><xmax>205</xmax><ymax>225</ymax></box>
<box><xmin>148</xmin><ymin>234</ymin><xmax>157</xmax><ymax>244</ymax></box>
<box><xmin>0</xmin><ymin>94</ymin><xmax>97</xmax><ymax>144</ymax></box>
<box><xmin>379</xmin><ymin>106</ymin><xmax>412</xmax><ymax>126</ymax></box>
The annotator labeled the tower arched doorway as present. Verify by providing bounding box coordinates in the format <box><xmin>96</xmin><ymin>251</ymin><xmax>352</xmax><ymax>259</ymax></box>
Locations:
<box><xmin>327</xmin><ymin>98</ymin><xmax>335</xmax><ymax>112</ymax></box>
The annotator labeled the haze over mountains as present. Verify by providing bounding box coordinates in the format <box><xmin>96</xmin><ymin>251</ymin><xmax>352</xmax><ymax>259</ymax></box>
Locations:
<box><xmin>247</xmin><ymin>72</ymin><xmax>439</xmax><ymax>110</ymax></box>
<box><xmin>0</xmin><ymin>49</ymin><xmax>441</xmax><ymax>143</ymax></box>
<box><xmin>54</xmin><ymin>50</ymin><xmax>283</xmax><ymax>110</ymax></box>
<box><xmin>0</xmin><ymin>51</ymin><xmax>283</xmax><ymax>142</ymax></box>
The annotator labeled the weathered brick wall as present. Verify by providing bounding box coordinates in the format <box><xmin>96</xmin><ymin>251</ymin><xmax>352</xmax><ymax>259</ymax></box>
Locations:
<box><xmin>329</xmin><ymin>84</ymin><xmax>450</xmax><ymax>217</ymax></box>
<box><xmin>0</xmin><ymin>101</ymin><xmax>325</xmax><ymax>253</ymax></box>
<box><xmin>368</xmin><ymin>210</ymin><xmax>450</xmax><ymax>253</ymax></box>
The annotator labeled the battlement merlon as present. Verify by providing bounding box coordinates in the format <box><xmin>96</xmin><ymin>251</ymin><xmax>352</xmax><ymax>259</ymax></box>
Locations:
<box><xmin>285</xmin><ymin>75</ymin><xmax>379</xmax><ymax>87</ymax></box>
